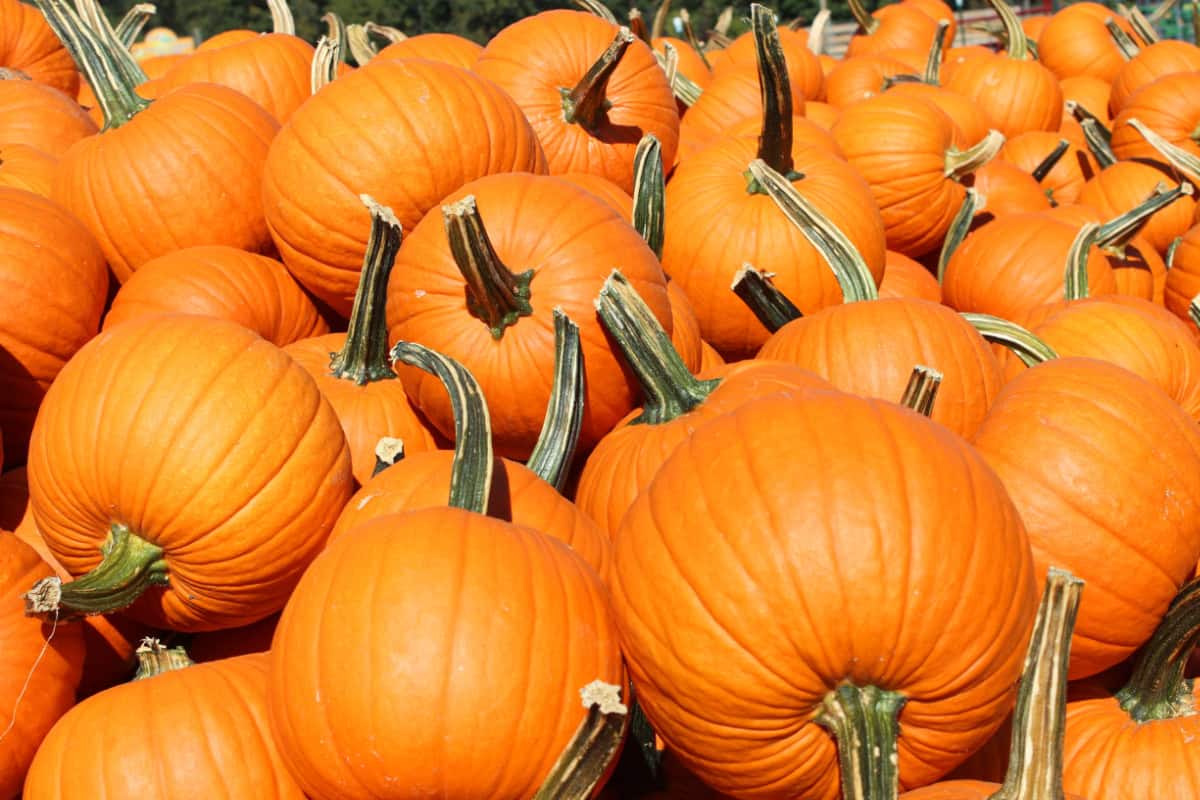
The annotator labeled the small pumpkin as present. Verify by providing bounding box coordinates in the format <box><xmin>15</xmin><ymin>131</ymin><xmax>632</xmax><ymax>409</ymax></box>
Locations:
<box><xmin>0</xmin><ymin>0</ymin><xmax>77</xmax><ymax>93</ymax></box>
<box><xmin>1110</xmin><ymin>71</ymin><xmax>1200</xmax><ymax>164</ymax></box>
<box><xmin>1001</xmin><ymin>130</ymin><xmax>1098</xmax><ymax>206</ymax></box>
<box><xmin>1109</xmin><ymin>39</ymin><xmax>1200</xmax><ymax>117</ymax></box>
<box><xmin>1037</xmin><ymin>3</ymin><xmax>1137</xmax><ymax>82</ymax></box>
<box><xmin>879</xmin><ymin>250</ymin><xmax>943</xmax><ymax>302</ymax></box>
<box><xmin>0</xmin><ymin>76</ymin><xmax>96</xmax><ymax>156</ymax></box>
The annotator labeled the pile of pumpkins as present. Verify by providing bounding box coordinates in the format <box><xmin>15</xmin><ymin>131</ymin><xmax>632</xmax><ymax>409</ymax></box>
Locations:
<box><xmin>4</xmin><ymin>0</ymin><xmax>1200</xmax><ymax>795</ymax></box>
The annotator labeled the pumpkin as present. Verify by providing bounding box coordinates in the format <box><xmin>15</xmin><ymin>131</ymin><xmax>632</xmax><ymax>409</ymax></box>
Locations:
<box><xmin>1167</xmin><ymin>221</ymin><xmax>1200</xmax><ymax>325</ymax></box>
<box><xmin>0</xmin><ymin>142</ymin><xmax>53</xmax><ymax>194</ymax></box>
<box><xmin>0</xmin><ymin>77</ymin><xmax>96</xmax><ymax>156</ymax></box>
<box><xmin>824</xmin><ymin>52</ymin><xmax>913</xmax><ymax>108</ymax></box>
<box><xmin>0</xmin><ymin>532</ymin><xmax>83</xmax><ymax>798</ymax></box>
<box><xmin>1109</xmin><ymin>40</ymin><xmax>1200</xmax><ymax>117</ymax></box>
<box><xmin>676</xmin><ymin>66</ymin><xmax>807</xmax><ymax>161</ymax></box>
<box><xmin>845</xmin><ymin>0</ymin><xmax>943</xmax><ymax>58</ymax></box>
<box><xmin>973</xmin><ymin>357</ymin><xmax>1200</xmax><ymax>679</ymax></box>
<box><xmin>1078</xmin><ymin>161</ymin><xmax>1196</xmax><ymax>254</ymax></box>
<box><xmin>1110</xmin><ymin>71</ymin><xmax>1200</xmax><ymax>164</ymax></box>
<box><xmin>1001</xmin><ymin>130</ymin><xmax>1098</xmax><ymax>206</ymax></box>
<box><xmin>1059</xmin><ymin>75</ymin><xmax>1113</xmax><ymax>130</ymax></box>
<box><xmin>1037</xmin><ymin>3</ymin><xmax>1136</xmax><ymax>82</ymax></box>
<box><xmin>373</xmin><ymin>32</ymin><xmax>481</xmax><ymax>68</ymax></box>
<box><xmin>709</xmin><ymin>23</ymin><xmax>824</xmax><ymax>103</ymax></box>
<box><xmin>24</xmin><ymin>314</ymin><xmax>353</xmax><ymax>631</ymax></box>
<box><xmin>187</xmin><ymin>614</ymin><xmax>279</xmax><ymax>662</ymax></box>
<box><xmin>879</xmin><ymin>250</ymin><xmax>942</xmax><ymax>301</ymax></box>
<box><xmin>24</xmin><ymin>644</ymin><xmax>306</xmax><ymax>798</ymax></box>
<box><xmin>0</xmin><ymin>188</ymin><xmax>107</xmax><ymax>469</ymax></box>
<box><xmin>885</xmin><ymin>82</ymin><xmax>991</xmax><ymax>148</ymax></box>
<box><xmin>611</xmin><ymin>388</ymin><xmax>1037</xmax><ymax>798</ymax></box>
<box><xmin>970</xmin><ymin>159</ymin><xmax>1053</xmax><ymax>219</ymax></box>
<box><xmin>263</xmin><ymin>58</ymin><xmax>547</xmax><ymax>318</ymax></box>
<box><xmin>474</xmin><ymin>10</ymin><xmax>677</xmax><ymax>192</ymax></box>
<box><xmin>103</xmin><ymin>245</ymin><xmax>328</xmax><ymax>346</ymax></box>
<box><xmin>0</xmin><ymin>0</ymin><xmax>77</xmax><ymax>93</ymax></box>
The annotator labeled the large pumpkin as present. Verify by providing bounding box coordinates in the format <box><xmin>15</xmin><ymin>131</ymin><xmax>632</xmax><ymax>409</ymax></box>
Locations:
<box><xmin>0</xmin><ymin>77</ymin><xmax>95</xmax><ymax>156</ymax></box>
<box><xmin>0</xmin><ymin>0</ymin><xmax>77</xmax><ymax>94</ymax></box>
<box><xmin>373</xmin><ymin>32</ymin><xmax>481</xmax><ymax>68</ymax></box>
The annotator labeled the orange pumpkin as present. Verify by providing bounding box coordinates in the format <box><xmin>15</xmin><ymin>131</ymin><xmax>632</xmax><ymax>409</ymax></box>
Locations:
<box><xmin>677</xmin><ymin>67</ymin><xmax>807</xmax><ymax>161</ymax></box>
<box><xmin>1037</xmin><ymin>3</ymin><xmax>1137</xmax><ymax>82</ymax></box>
<box><xmin>845</xmin><ymin>0</ymin><xmax>943</xmax><ymax>58</ymax></box>
<box><xmin>1110</xmin><ymin>40</ymin><xmax>1200</xmax><ymax>117</ymax></box>
<box><xmin>0</xmin><ymin>77</ymin><xmax>95</xmax><ymax>156</ymax></box>
<box><xmin>824</xmin><ymin>52</ymin><xmax>913</xmax><ymax>108</ymax></box>
<box><xmin>373</xmin><ymin>32</ymin><xmax>481</xmax><ymax>68</ymax></box>
<box><xmin>1001</xmin><ymin>130</ymin><xmax>1098</xmax><ymax>206</ymax></box>
<box><xmin>0</xmin><ymin>142</ymin><xmax>54</xmax><ymax>195</ymax></box>
<box><xmin>1111</xmin><ymin>71</ymin><xmax>1200</xmax><ymax>164</ymax></box>
<box><xmin>1078</xmin><ymin>161</ymin><xmax>1197</xmax><ymax>254</ymax></box>
<box><xmin>970</xmin><ymin>159</ymin><xmax>1053</xmax><ymax>219</ymax></box>
<box><xmin>0</xmin><ymin>0</ymin><xmax>77</xmax><ymax>94</ymax></box>
<box><xmin>879</xmin><ymin>250</ymin><xmax>942</xmax><ymax>301</ymax></box>
<box><xmin>1167</xmin><ymin>221</ymin><xmax>1200</xmax><ymax>326</ymax></box>
<box><xmin>709</xmin><ymin>23</ymin><xmax>824</xmax><ymax>103</ymax></box>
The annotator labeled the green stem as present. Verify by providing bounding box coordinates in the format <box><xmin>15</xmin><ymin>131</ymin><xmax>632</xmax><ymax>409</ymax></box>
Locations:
<box><xmin>132</xmin><ymin>637</ymin><xmax>194</xmax><ymax>680</ymax></box>
<box><xmin>945</xmin><ymin>131</ymin><xmax>1007</xmax><ymax>180</ymax></box>
<box><xmin>732</xmin><ymin>263</ymin><xmax>803</xmax><ymax>333</ymax></box>
<box><xmin>632</xmin><ymin>134</ymin><xmax>665</xmax><ymax>260</ymax></box>
<box><xmin>938</xmin><ymin>188</ymin><xmax>982</xmax><ymax>283</ymax></box>
<box><xmin>899</xmin><ymin>365</ymin><xmax>943</xmax><ymax>417</ymax></box>
<box><xmin>1128</xmin><ymin>117</ymin><xmax>1200</xmax><ymax>183</ymax></box>
<box><xmin>345</xmin><ymin>23</ymin><xmax>376</xmax><ymax>66</ymax></box>
<box><xmin>988</xmin><ymin>568</ymin><xmax>1084</xmax><ymax>800</ymax></box>
<box><xmin>1067</xmin><ymin>102</ymin><xmax>1116</xmax><ymax>168</ymax></box>
<box><xmin>650</xmin><ymin>0</ymin><xmax>671</xmax><ymax>40</ymax></box>
<box><xmin>310</xmin><ymin>35</ymin><xmax>340</xmax><ymax>93</ymax></box>
<box><xmin>562</xmin><ymin>27</ymin><xmax>634</xmax><ymax>129</ymax></box>
<box><xmin>388</xmin><ymin>342</ymin><xmax>493</xmax><ymax>514</ymax></box>
<box><xmin>267</xmin><ymin>0</ymin><xmax>294</xmax><ymax>35</ymax></box>
<box><xmin>372</xmin><ymin>436</ymin><xmax>405</xmax><ymax>476</ymax></box>
<box><xmin>961</xmin><ymin>313</ymin><xmax>1059</xmax><ymax>367</ymax></box>
<box><xmin>532</xmin><ymin>681</ymin><xmax>630</xmax><ymax>800</ymax></box>
<box><xmin>747</xmin><ymin>159</ymin><xmax>880</xmax><ymax>302</ymax></box>
<box><xmin>848</xmin><ymin>0</ymin><xmax>880</xmax><ymax>34</ymax></box>
<box><xmin>1116</xmin><ymin>578</ymin><xmax>1200</xmax><ymax>722</ymax></box>
<box><xmin>442</xmin><ymin>195</ymin><xmax>533</xmax><ymax>340</ymax></box>
<box><xmin>922</xmin><ymin>21</ymin><xmax>949</xmax><ymax>84</ymax></box>
<box><xmin>113</xmin><ymin>3</ymin><xmax>155</xmax><ymax>49</ymax></box>
<box><xmin>1095</xmin><ymin>182</ymin><xmax>1193</xmax><ymax>252</ymax></box>
<box><xmin>322</xmin><ymin>11</ymin><xmax>348</xmax><ymax>63</ymax></box>
<box><xmin>22</xmin><ymin>523</ymin><xmax>169</xmax><ymax>619</ymax></box>
<box><xmin>815</xmin><ymin>685</ymin><xmax>907</xmax><ymax>800</ymax></box>
<box><xmin>1031</xmin><ymin>140</ymin><xmax>1070</xmax><ymax>183</ymax></box>
<box><xmin>1064</xmin><ymin>223</ymin><xmax>1100</xmax><ymax>301</ymax></box>
<box><xmin>654</xmin><ymin>44</ymin><xmax>702</xmax><ymax>107</ymax></box>
<box><xmin>328</xmin><ymin>195</ymin><xmax>401</xmax><ymax>384</ymax></box>
<box><xmin>1106</xmin><ymin>17</ymin><xmax>1141</xmax><ymax>59</ymax></box>
<box><xmin>1126</xmin><ymin>5</ymin><xmax>1161</xmax><ymax>43</ymax></box>
<box><xmin>595</xmin><ymin>271</ymin><xmax>721</xmax><ymax>425</ymax></box>
<box><xmin>526</xmin><ymin>310</ymin><xmax>584</xmax><ymax>493</ymax></box>
<box><xmin>751</xmin><ymin>2</ymin><xmax>795</xmax><ymax>177</ymax></box>
<box><xmin>987</xmin><ymin>0</ymin><xmax>1029</xmax><ymax>59</ymax></box>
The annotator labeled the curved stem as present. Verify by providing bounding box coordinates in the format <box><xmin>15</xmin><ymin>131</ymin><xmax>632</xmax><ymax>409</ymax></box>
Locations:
<box><xmin>962</xmin><ymin>313</ymin><xmax>1059</xmax><ymax>367</ymax></box>
<box><xmin>595</xmin><ymin>271</ymin><xmax>720</xmax><ymax>425</ymax></box>
<box><xmin>751</xmin><ymin>2</ymin><xmax>795</xmax><ymax>176</ymax></box>
<box><xmin>267</xmin><ymin>0</ymin><xmax>294</xmax><ymax>35</ymax></box>
<box><xmin>945</xmin><ymin>130</ymin><xmax>1006</xmax><ymax>180</ymax></box>
<box><xmin>678</xmin><ymin>9</ymin><xmax>711</xmax><ymax>70</ymax></box>
<box><xmin>747</xmin><ymin>159</ymin><xmax>880</xmax><ymax>302</ymax></box>
<box><xmin>114</xmin><ymin>3</ymin><xmax>155</xmax><ymax>48</ymax></box>
<box><xmin>816</xmin><ymin>685</ymin><xmax>906</xmax><ymax>800</ymax></box>
<box><xmin>1032</xmin><ymin>140</ymin><xmax>1070</xmax><ymax>183</ymax></box>
<box><xmin>1128</xmin><ymin>117</ymin><xmax>1200</xmax><ymax>182</ymax></box>
<box><xmin>133</xmin><ymin>637</ymin><xmax>194</xmax><ymax>680</ymax></box>
<box><xmin>1106</xmin><ymin>17</ymin><xmax>1140</xmax><ymax>59</ymax></box>
<box><xmin>1067</xmin><ymin>102</ymin><xmax>1116</xmax><ymax>168</ymax></box>
<box><xmin>573</xmin><ymin>0</ymin><xmax>618</xmax><ymax>24</ymax></box>
<box><xmin>655</xmin><ymin>44</ymin><xmax>702</xmax><ymax>106</ymax></box>
<box><xmin>1168</xmin><ymin>236</ymin><xmax>1184</xmax><ymax>269</ymax></box>
<box><xmin>732</xmin><ymin>264</ymin><xmax>802</xmax><ymax>333</ymax></box>
<box><xmin>328</xmin><ymin>196</ymin><xmax>401</xmax><ymax>384</ymax></box>
<box><xmin>628</xmin><ymin>8</ymin><xmax>650</xmax><ymax>43</ymax></box>
<box><xmin>900</xmin><ymin>365</ymin><xmax>943</xmax><ymax>417</ymax></box>
<box><xmin>632</xmin><ymin>134</ymin><xmax>665</xmax><ymax>260</ymax></box>
<box><xmin>1148</xmin><ymin>0</ymin><xmax>1179</xmax><ymax>22</ymax></box>
<box><xmin>987</xmin><ymin>0</ymin><xmax>1029</xmax><ymax>59</ymax></box>
<box><xmin>364</xmin><ymin>21</ymin><xmax>405</xmax><ymax>43</ymax></box>
<box><xmin>1116</xmin><ymin>578</ymin><xmax>1200</xmax><ymax>722</ymax></box>
<box><xmin>346</xmin><ymin>24</ymin><xmax>376</xmax><ymax>66</ymax></box>
<box><xmin>562</xmin><ymin>27</ymin><xmax>634</xmax><ymax>129</ymax></box>
<box><xmin>922</xmin><ymin>21</ymin><xmax>949</xmax><ymax>84</ymax></box>
<box><xmin>442</xmin><ymin>195</ymin><xmax>533</xmax><ymax>340</ymax></box>
<box><xmin>310</xmin><ymin>35</ymin><xmax>339</xmax><ymax>93</ymax></box>
<box><xmin>808</xmin><ymin>8</ymin><xmax>831</xmax><ymax>55</ymax></box>
<box><xmin>73</xmin><ymin>0</ymin><xmax>145</xmax><ymax>86</ymax></box>
<box><xmin>526</xmin><ymin>310</ymin><xmax>584</xmax><ymax>493</ymax></box>
<box><xmin>988</xmin><ymin>568</ymin><xmax>1084</xmax><ymax>800</ymax></box>
<box><xmin>650</xmin><ymin>0</ymin><xmax>671</xmax><ymax>40</ymax></box>
<box><xmin>389</xmin><ymin>342</ymin><xmax>493</xmax><ymax>514</ymax></box>
<box><xmin>1064</xmin><ymin>223</ymin><xmax>1101</xmax><ymax>301</ymax></box>
<box><xmin>372</xmin><ymin>436</ymin><xmax>405</xmax><ymax>476</ymax></box>
<box><xmin>322</xmin><ymin>12</ymin><xmax>347</xmax><ymax>63</ymax></box>
<box><xmin>938</xmin><ymin>188</ymin><xmax>983</xmax><ymax>283</ymax></box>
<box><xmin>533</xmin><ymin>681</ymin><xmax>629</xmax><ymax>800</ymax></box>
<box><xmin>1125</xmin><ymin>5</ymin><xmax>1161</xmax><ymax>43</ymax></box>
<box><xmin>1096</xmin><ymin>182</ymin><xmax>1193</xmax><ymax>252</ymax></box>
<box><xmin>23</xmin><ymin>523</ymin><xmax>169</xmax><ymax>619</ymax></box>
<box><xmin>848</xmin><ymin>0</ymin><xmax>880</xmax><ymax>34</ymax></box>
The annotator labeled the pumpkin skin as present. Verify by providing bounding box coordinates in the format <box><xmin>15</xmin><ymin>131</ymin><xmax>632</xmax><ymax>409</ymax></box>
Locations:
<box><xmin>970</xmin><ymin>159</ymin><xmax>1053</xmax><ymax>219</ymax></box>
<box><xmin>726</xmin><ymin>113</ymin><xmax>842</xmax><ymax>155</ymax></box>
<box><xmin>0</xmin><ymin>0</ymin><xmax>77</xmax><ymax>94</ymax></box>
<box><xmin>1167</xmin><ymin>221</ymin><xmax>1200</xmax><ymax>326</ymax></box>
<box><xmin>263</xmin><ymin>59</ymin><xmax>547</xmax><ymax>317</ymax></box>
<box><xmin>1110</xmin><ymin>41</ymin><xmax>1200</xmax><ymax>117</ymax></box>
<box><xmin>0</xmin><ymin>78</ymin><xmax>96</xmax><ymax>157</ymax></box>
<box><xmin>373</xmin><ymin>33</ymin><xmax>482</xmax><ymax>69</ymax></box>
<box><xmin>879</xmin><ymin>250</ymin><xmax>943</xmax><ymax>302</ymax></box>
<box><xmin>612</xmin><ymin>390</ymin><xmax>1037</xmax><ymax>799</ymax></box>
<box><xmin>0</xmin><ymin>142</ymin><xmax>54</xmax><ymax>195</ymax></box>
<box><xmin>1037</xmin><ymin>3</ymin><xmax>1136</xmax><ymax>82</ymax></box>
<box><xmin>678</xmin><ymin>70</ymin><xmax>808</xmax><ymax>161</ymax></box>
<box><xmin>268</xmin><ymin>509</ymin><xmax>625</xmax><ymax>799</ymax></box>
<box><xmin>709</xmin><ymin>25</ymin><xmax>825</xmax><ymax>104</ymax></box>
<box><xmin>1111</xmin><ymin>72</ymin><xmax>1200</xmax><ymax>164</ymax></box>
<box><xmin>885</xmin><ymin>83</ymin><xmax>991</xmax><ymax>147</ymax></box>
<box><xmin>824</xmin><ymin>53</ymin><xmax>913</xmax><ymax>109</ymax></box>
<box><xmin>387</xmin><ymin>173</ymin><xmax>671</xmax><ymax>461</ymax></box>
<box><xmin>1000</xmin><ymin>130</ymin><xmax>1097</xmax><ymax>206</ymax></box>
<box><xmin>474</xmin><ymin>10</ymin><xmax>678</xmax><ymax>192</ymax></box>
<box><xmin>0</xmin><ymin>532</ymin><xmax>83</xmax><ymax>799</ymax></box>
<box><xmin>1078</xmin><ymin>161</ymin><xmax>1197</xmax><ymax>255</ymax></box>
<box><xmin>24</xmin><ymin>652</ymin><xmax>306</xmax><ymax>798</ymax></box>
<box><xmin>0</xmin><ymin>188</ymin><xmax>107</xmax><ymax>469</ymax></box>
<box><xmin>973</xmin><ymin>358</ymin><xmax>1200</xmax><ymax>679</ymax></box>
<box><xmin>1060</xmin><ymin>75</ymin><xmax>1113</xmax><ymax>126</ymax></box>
<box><xmin>103</xmin><ymin>246</ymin><xmax>328</xmax><ymax>346</ymax></box>
<box><xmin>27</xmin><ymin>314</ymin><xmax>354</xmax><ymax>631</ymax></box>
<box><xmin>846</xmin><ymin>2</ymin><xmax>942</xmax><ymax>59</ymax></box>
<box><xmin>53</xmin><ymin>84</ymin><xmax>278</xmax><ymax>283</ymax></box>
<box><xmin>943</xmin><ymin>49</ymin><xmax>1063</xmax><ymax>138</ymax></box>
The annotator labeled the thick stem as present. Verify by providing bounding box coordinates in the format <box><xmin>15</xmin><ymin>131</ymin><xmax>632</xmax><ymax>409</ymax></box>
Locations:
<box><xmin>922</xmin><ymin>21</ymin><xmax>949</xmax><ymax>84</ymax></box>
<box><xmin>655</xmin><ymin>44</ymin><xmax>702</xmax><ymax>106</ymax></box>
<box><xmin>747</xmin><ymin>159</ymin><xmax>880</xmax><ymax>302</ymax></box>
<box><xmin>632</xmin><ymin>134</ymin><xmax>665</xmax><ymax>260</ymax></box>
<box><xmin>808</xmin><ymin>8</ymin><xmax>831</xmax><ymax>55</ymax></box>
<box><xmin>113</xmin><ymin>3</ymin><xmax>155</xmax><ymax>48</ymax></box>
<box><xmin>346</xmin><ymin>24</ymin><xmax>376</xmax><ymax>66</ymax></box>
<box><xmin>562</xmin><ymin>27</ymin><xmax>634</xmax><ymax>129</ymax></box>
<box><xmin>650</xmin><ymin>0</ymin><xmax>671</xmax><ymax>40</ymax></box>
<box><xmin>816</xmin><ymin>685</ymin><xmax>907</xmax><ymax>800</ymax></box>
<box><xmin>1067</xmin><ymin>102</ymin><xmax>1117</xmax><ymax>168</ymax></box>
<box><xmin>442</xmin><ymin>195</ymin><xmax>533</xmax><ymax>340</ymax></box>
<box><xmin>1063</xmin><ymin>223</ymin><xmax>1100</xmax><ymax>301</ymax></box>
<box><xmin>938</xmin><ymin>188</ymin><xmax>983</xmax><ymax>283</ymax></box>
<box><xmin>573</xmin><ymin>0</ymin><xmax>618</xmax><ymax>24</ymax></box>
<box><xmin>310</xmin><ymin>35</ymin><xmax>340</xmax><ymax>93</ymax></box>
<box><xmin>751</xmin><ymin>3</ymin><xmax>795</xmax><ymax>176</ymax></box>
<box><xmin>628</xmin><ymin>9</ymin><xmax>650</xmax><ymax>43</ymax></box>
<box><xmin>987</xmin><ymin>0</ymin><xmax>1029</xmax><ymax>59</ymax></box>
<box><xmin>899</xmin><ymin>365</ymin><xmax>943</xmax><ymax>417</ymax></box>
<box><xmin>848</xmin><ymin>0</ymin><xmax>880</xmax><ymax>34</ymax></box>
<box><xmin>1106</xmin><ymin>17</ymin><xmax>1141</xmax><ymax>59</ymax></box>
<box><xmin>23</xmin><ymin>523</ymin><xmax>169</xmax><ymax>619</ymax></box>
<box><xmin>595</xmin><ymin>271</ymin><xmax>720</xmax><ymax>425</ymax></box>
<box><xmin>322</xmin><ymin>12</ymin><xmax>347</xmax><ymax>63</ymax></box>
<box><xmin>1096</xmin><ymin>182</ymin><xmax>1193</xmax><ymax>252</ymax></box>
<box><xmin>1125</xmin><ymin>5</ymin><xmax>1161</xmax><ymax>43</ymax></box>
<box><xmin>267</xmin><ymin>0</ymin><xmax>295</xmax><ymax>35</ymax></box>
<box><xmin>328</xmin><ymin>196</ymin><xmax>401</xmax><ymax>384</ymax></box>
<box><xmin>1117</xmin><ymin>578</ymin><xmax>1200</xmax><ymax>722</ymax></box>
<box><xmin>1128</xmin><ymin>117</ymin><xmax>1200</xmax><ymax>183</ymax></box>
<box><xmin>73</xmin><ymin>0</ymin><xmax>145</xmax><ymax>87</ymax></box>
<box><xmin>732</xmin><ymin>264</ymin><xmax>803</xmax><ymax>333</ymax></box>
<box><xmin>945</xmin><ymin>130</ymin><xmax>1006</xmax><ymax>180</ymax></box>
<box><xmin>133</xmin><ymin>637</ymin><xmax>194</xmax><ymax>680</ymax></box>
<box><xmin>388</xmin><ymin>342</ymin><xmax>493</xmax><ymax>514</ymax></box>
<box><xmin>526</xmin><ymin>310</ymin><xmax>584</xmax><ymax>493</ymax></box>
<box><xmin>34</xmin><ymin>0</ymin><xmax>150</xmax><ymax>129</ymax></box>
<box><xmin>533</xmin><ymin>681</ymin><xmax>629</xmax><ymax>800</ymax></box>
<box><xmin>988</xmin><ymin>568</ymin><xmax>1083</xmax><ymax>800</ymax></box>
<box><xmin>962</xmin><ymin>312</ymin><xmax>1059</xmax><ymax>367</ymax></box>
<box><xmin>1031</xmin><ymin>140</ymin><xmax>1070</xmax><ymax>183</ymax></box>
<box><xmin>372</xmin><ymin>436</ymin><xmax>405</xmax><ymax>476</ymax></box>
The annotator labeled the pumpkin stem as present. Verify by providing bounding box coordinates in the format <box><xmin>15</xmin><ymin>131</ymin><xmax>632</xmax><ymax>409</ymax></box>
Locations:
<box><xmin>33</xmin><ymin>0</ymin><xmax>150</xmax><ymax>130</ymax></box>
<box><xmin>750</xmin><ymin>3</ymin><xmax>796</xmax><ymax>179</ymax></box>
<box><xmin>732</xmin><ymin>263</ymin><xmax>803</xmax><ymax>334</ymax></box>
<box><xmin>1148</xmin><ymin>0</ymin><xmax>1179</xmax><ymax>23</ymax></box>
<box><xmin>848</xmin><ymin>0</ymin><xmax>881</xmax><ymax>35</ymax></box>
<box><xmin>1063</xmin><ymin>223</ymin><xmax>1101</xmax><ymax>301</ymax></box>
<box><xmin>678</xmin><ymin>9</ymin><xmax>712</xmax><ymax>70</ymax></box>
<box><xmin>1096</xmin><ymin>182</ymin><xmax>1193</xmax><ymax>252</ymax></box>
<box><xmin>633</xmin><ymin>134</ymin><xmax>666</xmax><ymax>259</ymax></box>
<box><xmin>267</xmin><ymin>0</ymin><xmax>295</xmax><ymax>35</ymax></box>
<box><xmin>1125</xmin><ymin>5</ymin><xmax>1162</xmax><ymax>43</ymax></box>
<box><xmin>442</xmin><ymin>195</ymin><xmax>534</xmax><ymax>340</ymax></box>
<box><xmin>961</xmin><ymin>312</ymin><xmax>1059</xmax><ymax>367</ymax></box>
<box><xmin>113</xmin><ymin>3</ymin><xmax>155</xmax><ymax>49</ymax></box>
<box><xmin>372</xmin><ymin>436</ymin><xmax>405</xmax><ymax>476</ymax></box>
<box><xmin>526</xmin><ymin>309</ymin><xmax>585</xmax><ymax>493</ymax></box>
<box><xmin>651</xmin><ymin>0</ymin><xmax>671</xmax><ymax>40</ymax></box>
<box><xmin>322</xmin><ymin>11</ymin><xmax>348</xmax><ymax>63</ymax></box>
<box><xmin>816</xmin><ymin>685</ymin><xmax>907</xmax><ymax>800</ymax></box>
<box><xmin>595</xmin><ymin>271</ymin><xmax>721</xmax><ymax>425</ymax></box>
<box><xmin>655</xmin><ymin>44</ymin><xmax>703</xmax><ymax>107</ymax></box>
<box><xmin>562</xmin><ymin>27</ymin><xmax>635</xmax><ymax>130</ymax></box>
<box><xmin>808</xmin><ymin>9</ymin><xmax>832</xmax><ymax>55</ymax></box>
<box><xmin>938</xmin><ymin>188</ymin><xmax>983</xmax><ymax>283</ymax></box>
<box><xmin>328</xmin><ymin>196</ymin><xmax>401</xmax><ymax>385</ymax></box>
<box><xmin>1031</xmin><ymin>140</ymin><xmax>1070</xmax><ymax>183</ymax></box>
<box><xmin>987</xmin><ymin>568</ymin><xmax>1084</xmax><ymax>800</ymax></box>
<box><xmin>0</xmin><ymin>67</ymin><xmax>31</xmax><ymax>79</ymax></box>
<box><xmin>1067</xmin><ymin>102</ymin><xmax>1117</xmax><ymax>168</ymax></box>
<box><xmin>1116</xmin><ymin>578</ymin><xmax>1200</xmax><ymax>722</ymax></box>
<box><xmin>73</xmin><ymin>0</ymin><xmax>146</xmax><ymax>86</ymax></box>
<box><xmin>133</xmin><ymin>637</ymin><xmax>194</xmax><ymax>680</ymax></box>
<box><xmin>346</xmin><ymin>23</ymin><xmax>376</xmax><ymax>66</ymax></box>
<box><xmin>899</xmin><ymin>365</ymin><xmax>943</xmax><ymax>416</ymax></box>
<box><xmin>945</xmin><ymin>130</ymin><xmax>1006</xmax><ymax>180</ymax></box>
<box><xmin>628</xmin><ymin>8</ymin><xmax>650</xmax><ymax>43</ymax></box>
<box><xmin>1128</xmin><ymin>117</ymin><xmax>1200</xmax><ymax>183</ymax></box>
<box><xmin>986</xmin><ymin>0</ymin><xmax>1029</xmax><ymax>60</ymax></box>
<box><xmin>364</xmin><ymin>21</ymin><xmax>405</xmax><ymax>43</ymax></box>
<box><xmin>388</xmin><ymin>342</ymin><xmax>494</xmax><ymax>514</ymax></box>
<box><xmin>310</xmin><ymin>36</ymin><xmax>340</xmax><ymax>93</ymax></box>
<box><xmin>574</xmin><ymin>0</ymin><xmax>619</xmax><ymax>24</ymax></box>
<box><xmin>921</xmin><ymin>21</ymin><xmax>950</xmax><ymax>84</ymax></box>
<box><xmin>22</xmin><ymin>523</ymin><xmax>168</xmax><ymax>619</ymax></box>
<box><xmin>533</xmin><ymin>680</ymin><xmax>629</xmax><ymax>800</ymax></box>
<box><xmin>1106</xmin><ymin>17</ymin><xmax>1141</xmax><ymax>59</ymax></box>
<box><xmin>747</xmin><ymin>159</ymin><xmax>880</xmax><ymax>303</ymax></box>
<box><xmin>1168</xmin><ymin>236</ymin><xmax>1184</xmax><ymax>268</ymax></box>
